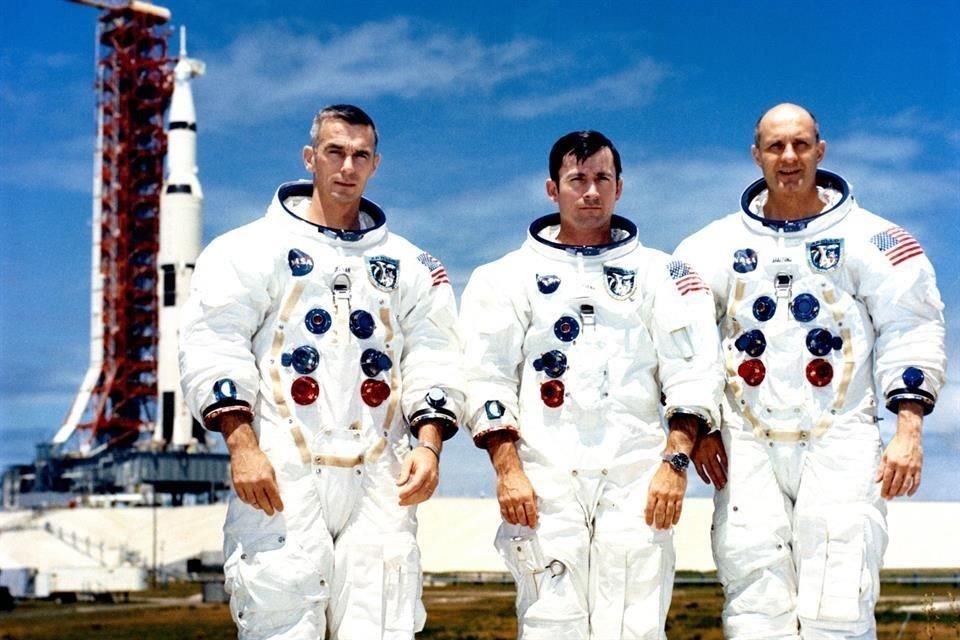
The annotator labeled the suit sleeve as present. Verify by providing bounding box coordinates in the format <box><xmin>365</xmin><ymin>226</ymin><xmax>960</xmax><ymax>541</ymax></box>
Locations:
<box><xmin>649</xmin><ymin>257</ymin><xmax>725</xmax><ymax>430</ymax></box>
<box><xmin>397</xmin><ymin>251</ymin><xmax>466</xmax><ymax>440</ymax></box>
<box><xmin>858</xmin><ymin>225</ymin><xmax>946</xmax><ymax>414</ymax></box>
<box><xmin>178</xmin><ymin>231</ymin><xmax>275</xmax><ymax>430</ymax></box>
<box><xmin>460</xmin><ymin>261</ymin><xmax>529</xmax><ymax>447</ymax></box>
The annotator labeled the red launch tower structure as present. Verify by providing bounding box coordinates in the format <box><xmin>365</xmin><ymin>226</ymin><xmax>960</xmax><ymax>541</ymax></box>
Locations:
<box><xmin>85</xmin><ymin>5</ymin><xmax>172</xmax><ymax>449</ymax></box>
<box><xmin>3</xmin><ymin>1</ymin><xmax>228</xmax><ymax>508</ymax></box>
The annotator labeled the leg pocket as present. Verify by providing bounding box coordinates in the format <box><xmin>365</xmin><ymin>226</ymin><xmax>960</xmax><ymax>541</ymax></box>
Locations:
<box><xmin>336</xmin><ymin>533</ymin><xmax>425</xmax><ymax>639</ymax></box>
<box><xmin>225</xmin><ymin>529</ymin><xmax>331</xmax><ymax>639</ymax></box>
<box><xmin>382</xmin><ymin>536</ymin><xmax>424</xmax><ymax>636</ymax></box>
<box><xmin>796</xmin><ymin>506</ymin><xmax>882</xmax><ymax>633</ymax></box>
<box><xmin>495</xmin><ymin>523</ymin><xmax>546</xmax><ymax>621</ymax></box>
<box><xmin>495</xmin><ymin>523</ymin><xmax>586</xmax><ymax>639</ymax></box>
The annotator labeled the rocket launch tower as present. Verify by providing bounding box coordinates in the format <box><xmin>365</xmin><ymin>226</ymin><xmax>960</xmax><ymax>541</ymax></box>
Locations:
<box><xmin>2</xmin><ymin>0</ymin><xmax>229</xmax><ymax>507</ymax></box>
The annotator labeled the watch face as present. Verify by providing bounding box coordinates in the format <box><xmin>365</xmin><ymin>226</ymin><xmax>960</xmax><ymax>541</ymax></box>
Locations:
<box><xmin>665</xmin><ymin>452</ymin><xmax>690</xmax><ymax>472</ymax></box>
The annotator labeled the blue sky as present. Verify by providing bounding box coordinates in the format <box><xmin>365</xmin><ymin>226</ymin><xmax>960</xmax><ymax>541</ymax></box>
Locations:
<box><xmin>1</xmin><ymin>1</ymin><xmax>958</xmax><ymax>499</ymax></box>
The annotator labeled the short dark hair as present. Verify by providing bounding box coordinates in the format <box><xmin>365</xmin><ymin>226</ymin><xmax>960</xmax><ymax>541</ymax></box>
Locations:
<box><xmin>548</xmin><ymin>130</ymin><xmax>621</xmax><ymax>183</ymax></box>
<box><xmin>310</xmin><ymin>104</ymin><xmax>379</xmax><ymax>149</ymax></box>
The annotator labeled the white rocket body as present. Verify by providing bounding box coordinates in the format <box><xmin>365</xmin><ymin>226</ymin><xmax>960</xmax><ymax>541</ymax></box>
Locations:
<box><xmin>155</xmin><ymin>27</ymin><xmax>205</xmax><ymax>448</ymax></box>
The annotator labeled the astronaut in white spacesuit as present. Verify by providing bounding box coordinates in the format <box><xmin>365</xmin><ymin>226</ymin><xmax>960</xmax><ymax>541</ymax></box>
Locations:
<box><xmin>676</xmin><ymin>103</ymin><xmax>946</xmax><ymax>639</ymax></box>
<box><xmin>179</xmin><ymin>104</ymin><xmax>464</xmax><ymax>640</ymax></box>
<box><xmin>461</xmin><ymin>131</ymin><xmax>724</xmax><ymax>639</ymax></box>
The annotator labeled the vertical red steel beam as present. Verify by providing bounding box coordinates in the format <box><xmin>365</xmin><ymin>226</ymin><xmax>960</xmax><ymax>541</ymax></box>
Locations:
<box><xmin>76</xmin><ymin>8</ymin><xmax>172</xmax><ymax>449</ymax></box>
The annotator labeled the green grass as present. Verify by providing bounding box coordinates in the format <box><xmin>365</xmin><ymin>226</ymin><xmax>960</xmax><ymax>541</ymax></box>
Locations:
<box><xmin>1</xmin><ymin>580</ymin><xmax>958</xmax><ymax>639</ymax></box>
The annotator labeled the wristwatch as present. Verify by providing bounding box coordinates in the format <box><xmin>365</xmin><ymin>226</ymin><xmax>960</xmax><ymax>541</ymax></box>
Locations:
<box><xmin>661</xmin><ymin>451</ymin><xmax>690</xmax><ymax>473</ymax></box>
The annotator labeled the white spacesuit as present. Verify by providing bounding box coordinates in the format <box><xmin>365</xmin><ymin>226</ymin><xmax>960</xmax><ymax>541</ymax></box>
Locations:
<box><xmin>461</xmin><ymin>214</ymin><xmax>723</xmax><ymax>639</ymax></box>
<box><xmin>180</xmin><ymin>181</ymin><xmax>465</xmax><ymax>640</ymax></box>
<box><xmin>675</xmin><ymin>170</ymin><xmax>946</xmax><ymax>639</ymax></box>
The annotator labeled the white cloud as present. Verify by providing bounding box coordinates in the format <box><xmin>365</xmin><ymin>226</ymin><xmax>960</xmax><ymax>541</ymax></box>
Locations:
<box><xmin>195</xmin><ymin>19</ymin><xmax>673</xmax><ymax>129</ymax></box>
<box><xmin>828</xmin><ymin>132</ymin><xmax>922</xmax><ymax>165</ymax></box>
<box><xmin>822</xmin><ymin>161</ymin><xmax>960</xmax><ymax>233</ymax></box>
<box><xmin>872</xmin><ymin>107</ymin><xmax>958</xmax><ymax>141</ymax></box>
<box><xmin>197</xmin><ymin>18</ymin><xmax>545</xmax><ymax>128</ymax></box>
<box><xmin>837</xmin><ymin>110</ymin><xmax>960</xmax><ymax>169</ymax></box>
<box><xmin>816</xmin><ymin>111</ymin><xmax>960</xmax><ymax>238</ymax></box>
<box><xmin>0</xmin><ymin>135</ymin><xmax>92</xmax><ymax>193</ymax></box>
<box><xmin>500</xmin><ymin>58</ymin><xmax>669</xmax><ymax>119</ymax></box>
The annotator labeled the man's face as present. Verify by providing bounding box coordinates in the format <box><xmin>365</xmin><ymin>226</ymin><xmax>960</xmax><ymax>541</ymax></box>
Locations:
<box><xmin>546</xmin><ymin>147</ymin><xmax>622</xmax><ymax>235</ymax></box>
<box><xmin>303</xmin><ymin>118</ymin><xmax>379</xmax><ymax>207</ymax></box>
<box><xmin>752</xmin><ymin>106</ymin><xmax>825</xmax><ymax>198</ymax></box>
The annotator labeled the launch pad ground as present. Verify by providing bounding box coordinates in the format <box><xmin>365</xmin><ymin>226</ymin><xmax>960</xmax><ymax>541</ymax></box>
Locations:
<box><xmin>0</xmin><ymin>580</ymin><xmax>957</xmax><ymax>639</ymax></box>
<box><xmin>2</xmin><ymin>499</ymin><xmax>958</xmax><ymax>605</ymax></box>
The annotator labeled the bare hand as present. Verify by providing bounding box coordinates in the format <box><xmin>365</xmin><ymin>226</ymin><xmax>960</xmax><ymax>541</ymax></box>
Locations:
<box><xmin>691</xmin><ymin>430</ymin><xmax>728</xmax><ymax>489</ymax></box>
<box><xmin>220</xmin><ymin>415</ymin><xmax>283</xmax><ymax>515</ymax></box>
<box><xmin>397</xmin><ymin>447</ymin><xmax>440</xmax><ymax>506</ymax></box>
<box><xmin>497</xmin><ymin>466</ymin><xmax>539</xmax><ymax>528</ymax></box>
<box><xmin>484</xmin><ymin>431</ymin><xmax>539</xmax><ymax>528</ymax></box>
<box><xmin>229</xmin><ymin>440</ymin><xmax>284</xmax><ymax>516</ymax></box>
<box><xmin>645</xmin><ymin>464</ymin><xmax>687</xmax><ymax>530</ymax></box>
<box><xmin>876</xmin><ymin>403</ymin><xmax>923</xmax><ymax>499</ymax></box>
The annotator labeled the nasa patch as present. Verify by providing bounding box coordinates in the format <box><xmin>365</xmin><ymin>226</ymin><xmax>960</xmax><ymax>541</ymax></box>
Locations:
<box><xmin>537</xmin><ymin>274</ymin><xmax>561</xmax><ymax>294</ymax></box>
<box><xmin>807</xmin><ymin>238</ymin><xmax>844</xmax><ymax>272</ymax></box>
<box><xmin>366</xmin><ymin>255</ymin><xmax>400</xmax><ymax>291</ymax></box>
<box><xmin>604</xmin><ymin>265</ymin><xmax>637</xmax><ymax>300</ymax></box>
<box><xmin>288</xmin><ymin>248</ymin><xmax>314</xmax><ymax>276</ymax></box>
<box><xmin>733</xmin><ymin>248</ymin><xmax>758</xmax><ymax>273</ymax></box>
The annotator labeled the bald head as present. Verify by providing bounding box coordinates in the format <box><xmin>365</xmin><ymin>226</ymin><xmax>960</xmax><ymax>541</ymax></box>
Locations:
<box><xmin>750</xmin><ymin>102</ymin><xmax>827</xmax><ymax>219</ymax></box>
<box><xmin>754</xmin><ymin>103</ymin><xmax>820</xmax><ymax>147</ymax></box>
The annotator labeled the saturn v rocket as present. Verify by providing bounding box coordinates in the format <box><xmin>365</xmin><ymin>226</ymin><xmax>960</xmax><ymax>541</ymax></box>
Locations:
<box><xmin>155</xmin><ymin>27</ymin><xmax>205</xmax><ymax>448</ymax></box>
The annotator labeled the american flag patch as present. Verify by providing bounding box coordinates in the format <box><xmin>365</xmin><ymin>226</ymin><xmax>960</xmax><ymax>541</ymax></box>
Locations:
<box><xmin>417</xmin><ymin>252</ymin><xmax>450</xmax><ymax>287</ymax></box>
<box><xmin>869</xmin><ymin>227</ymin><xmax>924</xmax><ymax>266</ymax></box>
<box><xmin>667</xmin><ymin>260</ymin><xmax>709</xmax><ymax>296</ymax></box>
